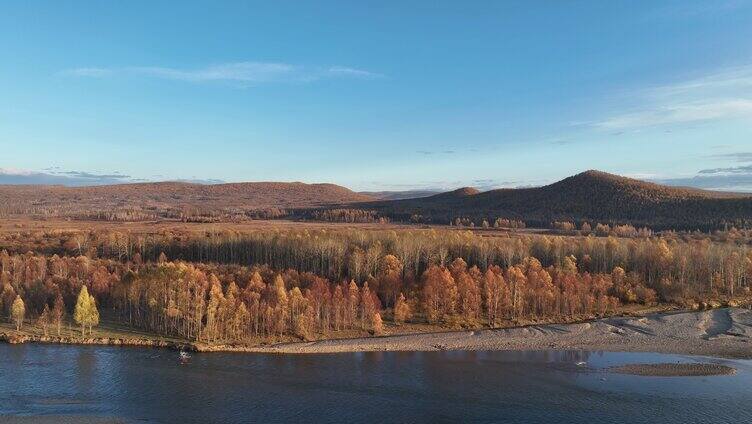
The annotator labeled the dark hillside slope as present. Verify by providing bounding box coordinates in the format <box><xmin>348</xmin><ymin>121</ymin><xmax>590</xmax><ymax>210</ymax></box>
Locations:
<box><xmin>0</xmin><ymin>181</ymin><xmax>374</xmax><ymax>220</ymax></box>
<box><xmin>357</xmin><ymin>171</ymin><xmax>752</xmax><ymax>230</ymax></box>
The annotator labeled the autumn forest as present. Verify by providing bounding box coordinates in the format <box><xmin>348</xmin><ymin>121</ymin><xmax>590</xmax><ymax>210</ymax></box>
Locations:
<box><xmin>1</xmin><ymin>221</ymin><xmax>750</xmax><ymax>346</ymax></box>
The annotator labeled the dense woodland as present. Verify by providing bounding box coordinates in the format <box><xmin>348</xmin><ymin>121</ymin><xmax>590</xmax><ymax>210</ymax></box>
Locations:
<box><xmin>1</xmin><ymin>225</ymin><xmax>750</xmax><ymax>344</ymax></box>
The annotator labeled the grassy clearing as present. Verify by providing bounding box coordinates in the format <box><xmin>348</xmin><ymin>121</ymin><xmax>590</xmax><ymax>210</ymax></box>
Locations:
<box><xmin>0</xmin><ymin>318</ymin><xmax>187</xmax><ymax>344</ymax></box>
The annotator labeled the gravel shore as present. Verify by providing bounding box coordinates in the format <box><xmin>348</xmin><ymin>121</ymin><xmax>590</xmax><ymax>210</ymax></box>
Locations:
<box><xmin>608</xmin><ymin>363</ymin><xmax>736</xmax><ymax>376</ymax></box>
<box><xmin>243</xmin><ymin>308</ymin><xmax>752</xmax><ymax>359</ymax></box>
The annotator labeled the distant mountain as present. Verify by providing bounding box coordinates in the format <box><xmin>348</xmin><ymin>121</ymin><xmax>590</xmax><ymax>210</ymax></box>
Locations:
<box><xmin>0</xmin><ymin>181</ymin><xmax>374</xmax><ymax>219</ymax></box>
<box><xmin>355</xmin><ymin>170</ymin><xmax>752</xmax><ymax>230</ymax></box>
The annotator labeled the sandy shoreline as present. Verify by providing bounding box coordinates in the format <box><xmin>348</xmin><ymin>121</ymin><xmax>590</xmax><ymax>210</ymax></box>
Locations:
<box><xmin>608</xmin><ymin>363</ymin><xmax>736</xmax><ymax>376</ymax></box>
<box><xmin>236</xmin><ymin>307</ymin><xmax>752</xmax><ymax>359</ymax></box>
<box><xmin>2</xmin><ymin>308</ymin><xmax>751</xmax><ymax>359</ymax></box>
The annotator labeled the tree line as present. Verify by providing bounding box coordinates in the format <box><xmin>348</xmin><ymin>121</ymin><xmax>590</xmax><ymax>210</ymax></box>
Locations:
<box><xmin>1</xmin><ymin>235</ymin><xmax>749</xmax><ymax>344</ymax></box>
<box><xmin>109</xmin><ymin>229</ymin><xmax>748</xmax><ymax>302</ymax></box>
<box><xmin>3</xmin><ymin>227</ymin><xmax>750</xmax><ymax>304</ymax></box>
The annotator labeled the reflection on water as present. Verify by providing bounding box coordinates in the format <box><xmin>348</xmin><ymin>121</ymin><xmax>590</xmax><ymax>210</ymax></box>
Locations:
<box><xmin>0</xmin><ymin>344</ymin><xmax>750</xmax><ymax>423</ymax></box>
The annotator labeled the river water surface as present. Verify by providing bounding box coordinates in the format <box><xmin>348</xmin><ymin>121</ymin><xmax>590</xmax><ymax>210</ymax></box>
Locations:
<box><xmin>1</xmin><ymin>344</ymin><xmax>750</xmax><ymax>423</ymax></box>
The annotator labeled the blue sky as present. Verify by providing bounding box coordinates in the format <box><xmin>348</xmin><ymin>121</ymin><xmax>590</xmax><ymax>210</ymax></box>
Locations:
<box><xmin>2</xmin><ymin>0</ymin><xmax>752</xmax><ymax>191</ymax></box>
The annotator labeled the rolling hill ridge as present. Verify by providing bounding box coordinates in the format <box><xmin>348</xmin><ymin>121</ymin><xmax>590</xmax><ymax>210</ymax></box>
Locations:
<box><xmin>1</xmin><ymin>171</ymin><xmax>750</xmax><ymax>230</ymax></box>
<box><xmin>355</xmin><ymin>170</ymin><xmax>752</xmax><ymax>230</ymax></box>
<box><xmin>0</xmin><ymin>181</ymin><xmax>374</xmax><ymax>220</ymax></box>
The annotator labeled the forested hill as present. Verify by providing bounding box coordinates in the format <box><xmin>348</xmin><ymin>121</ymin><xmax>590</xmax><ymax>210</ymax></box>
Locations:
<box><xmin>0</xmin><ymin>181</ymin><xmax>374</xmax><ymax>220</ymax></box>
<box><xmin>3</xmin><ymin>171</ymin><xmax>752</xmax><ymax>230</ymax></box>
<box><xmin>356</xmin><ymin>170</ymin><xmax>752</xmax><ymax>230</ymax></box>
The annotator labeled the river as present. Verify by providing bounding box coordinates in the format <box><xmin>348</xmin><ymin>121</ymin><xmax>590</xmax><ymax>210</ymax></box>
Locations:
<box><xmin>1</xmin><ymin>344</ymin><xmax>750</xmax><ymax>423</ymax></box>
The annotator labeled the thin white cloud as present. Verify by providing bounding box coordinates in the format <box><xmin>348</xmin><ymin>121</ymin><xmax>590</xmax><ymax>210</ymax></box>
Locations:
<box><xmin>656</xmin><ymin>173</ymin><xmax>752</xmax><ymax>192</ymax></box>
<box><xmin>709</xmin><ymin>152</ymin><xmax>752</xmax><ymax>162</ymax></box>
<box><xmin>63</xmin><ymin>67</ymin><xmax>113</xmax><ymax>77</ymax></box>
<box><xmin>699</xmin><ymin>164</ymin><xmax>752</xmax><ymax>175</ymax></box>
<box><xmin>63</xmin><ymin>61</ymin><xmax>383</xmax><ymax>85</ymax></box>
<box><xmin>0</xmin><ymin>167</ymin><xmax>35</xmax><ymax>176</ymax></box>
<box><xmin>592</xmin><ymin>65</ymin><xmax>752</xmax><ymax>130</ymax></box>
<box><xmin>650</xmin><ymin>65</ymin><xmax>752</xmax><ymax>98</ymax></box>
<box><xmin>0</xmin><ymin>168</ymin><xmax>131</xmax><ymax>186</ymax></box>
<box><xmin>327</xmin><ymin>66</ymin><xmax>383</xmax><ymax>79</ymax></box>
<box><xmin>0</xmin><ymin>168</ymin><xmax>225</xmax><ymax>186</ymax></box>
<box><xmin>595</xmin><ymin>99</ymin><xmax>752</xmax><ymax>130</ymax></box>
<box><xmin>129</xmin><ymin>62</ymin><xmax>298</xmax><ymax>83</ymax></box>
